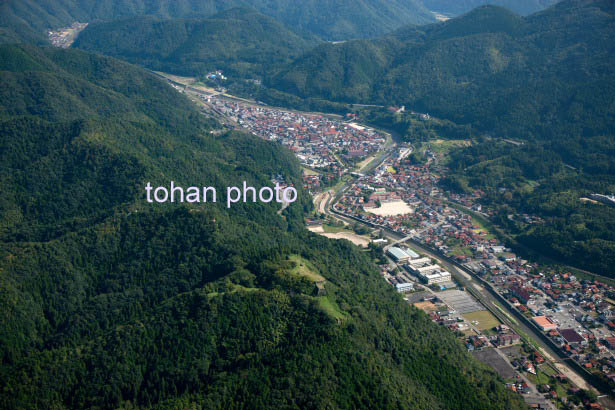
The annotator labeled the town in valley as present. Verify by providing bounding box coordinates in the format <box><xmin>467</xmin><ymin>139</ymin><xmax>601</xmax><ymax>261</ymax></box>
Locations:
<box><xmin>155</xmin><ymin>71</ymin><xmax>615</xmax><ymax>410</ymax></box>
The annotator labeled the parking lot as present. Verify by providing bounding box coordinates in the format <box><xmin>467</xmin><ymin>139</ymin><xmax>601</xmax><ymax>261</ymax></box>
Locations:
<box><xmin>404</xmin><ymin>291</ymin><xmax>430</xmax><ymax>304</ymax></box>
<box><xmin>439</xmin><ymin>289</ymin><xmax>485</xmax><ymax>314</ymax></box>
<box><xmin>473</xmin><ymin>348</ymin><xmax>517</xmax><ymax>379</ymax></box>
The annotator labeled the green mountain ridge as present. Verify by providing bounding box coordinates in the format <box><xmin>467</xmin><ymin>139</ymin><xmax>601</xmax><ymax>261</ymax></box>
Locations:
<box><xmin>0</xmin><ymin>0</ymin><xmax>435</xmax><ymax>43</ymax></box>
<box><xmin>0</xmin><ymin>44</ymin><xmax>524</xmax><ymax>409</ymax></box>
<box><xmin>72</xmin><ymin>9</ymin><xmax>318</xmax><ymax>78</ymax></box>
<box><xmin>270</xmin><ymin>0</ymin><xmax>614</xmax><ymax>140</ymax></box>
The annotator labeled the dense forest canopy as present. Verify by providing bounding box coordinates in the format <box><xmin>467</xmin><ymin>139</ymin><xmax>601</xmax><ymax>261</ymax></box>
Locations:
<box><xmin>0</xmin><ymin>44</ymin><xmax>525</xmax><ymax>409</ymax></box>
<box><xmin>0</xmin><ymin>0</ymin><xmax>566</xmax><ymax>45</ymax></box>
<box><xmin>0</xmin><ymin>0</ymin><xmax>612</xmax><ymax>406</ymax></box>
<box><xmin>442</xmin><ymin>135</ymin><xmax>615</xmax><ymax>276</ymax></box>
<box><xmin>0</xmin><ymin>0</ymin><xmax>437</xmax><ymax>42</ymax></box>
<box><xmin>73</xmin><ymin>9</ymin><xmax>318</xmax><ymax>78</ymax></box>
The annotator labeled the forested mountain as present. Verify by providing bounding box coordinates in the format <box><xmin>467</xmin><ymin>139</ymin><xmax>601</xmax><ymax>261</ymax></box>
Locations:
<box><xmin>423</xmin><ymin>0</ymin><xmax>560</xmax><ymax>16</ymax></box>
<box><xmin>0</xmin><ymin>44</ymin><xmax>524</xmax><ymax>409</ymax></box>
<box><xmin>0</xmin><ymin>0</ymin><xmax>435</xmax><ymax>42</ymax></box>
<box><xmin>0</xmin><ymin>0</ymin><xmax>563</xmax><ymax>46</ymax></box>
<box><xmin>271</xmin><ymin>0</ymin><xmax>614</xmax><ymax>141</ymax></box>
<box><xmin>73</xmin><ymin>9</ymin><xmax>317</xmax><ymax>78</ymax></box>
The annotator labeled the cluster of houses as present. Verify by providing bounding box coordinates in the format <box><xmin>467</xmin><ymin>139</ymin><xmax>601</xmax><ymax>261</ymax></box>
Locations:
<box><xmin>208</xmin><ymin>98</ymin><xmax>386</xmax><ymax>191</ymax></box>
<box><xmin>331</xmin><ymin>142</ymin><xmax>615</xmax><ymax>403</ymax></box>
<box><xmin>303</xmin><ymin>173</ymin><xmax>327</xmax><ymax>191</ymax></box>
<box><xmin>48</xmin><ymin>22</ymin><xmax>88</xmax><ymax>48</ymax></box>
<box><xmin>169</xmin><ymin>72</ymin><xmax>610</xmax><ymax>407</ymax></box>
<box><xmin>364</xmin><ymin>191</ymin><xmax>401</xmax><ymax>209</ymax></box>
<box><xmin>333</xmin><ymin>147</ymin><xmax>524</xmax><ymax>281</ymax></box>
<box><xmin>506</xmin><ymin>380</ymin><xmax>532</xmax><ymax>395</ymax></box>
<box><xmin>189</xmin><ymin>84</ymin><xmax>615</xmax><ymax>404</ymax></box>
<box><xmin>334</xmin><ymin>162</ymin><xmax>438</xmax><ymax>233</ymax></box>
<box><xmin>465</xmin><ymin>325</ymin><xmax>522</xmax><ymax>351</ymax></box>
<box><xmin>211</xmin><ymin>98</ymin><xmax>385</xmax><ymax>170</ymax></box>
<box><xmin>499</xmin><ymin>271</ymin><xmax>615</xmax><ymax>389</ymax></box>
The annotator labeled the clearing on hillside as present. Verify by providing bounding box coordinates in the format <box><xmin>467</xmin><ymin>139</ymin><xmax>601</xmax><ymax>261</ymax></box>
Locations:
<box><xmin>288</xmin><ymin>254</ymin><xmax>326</xmax><ymax>282</ymax></box>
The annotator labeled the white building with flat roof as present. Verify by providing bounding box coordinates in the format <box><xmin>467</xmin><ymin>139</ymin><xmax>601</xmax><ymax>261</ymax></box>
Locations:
<box><xmin>407</xmin><ymin>263</ymin><xmax>451</xmax><ymax>284</ymax></box>
<box><xmin>415</xmin><ymin>265</ymin><xmax>440</xmax><ymax>275</ymax></box>
<box><xmin>419</xmin><ymin>270</ymin><xmax>451</xmax><ymax>285</ymax></box>
<box><xmin>403</xmin><ymin>247</ymin><xmax>420</xmax><ymax>259</ymax></box>
<box><xmin>408</xmin><ymin>257</ymin><xmax>432</xmax><ymax>267</ymax></box>
<box><xmin>396</xmin><ymin>283</ymin><xmax>414</xmax><ymax>293</ymax></box>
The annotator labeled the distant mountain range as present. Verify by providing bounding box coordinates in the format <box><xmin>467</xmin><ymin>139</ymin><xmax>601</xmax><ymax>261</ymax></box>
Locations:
<box><xmin>424</xmin><ymin>0</ymin><xmax>560</xmax><ymax>17</ymax></box>
<box><xmin>0</xmin><ymin>0</ymin><xmax>433</xmax><ymax>42</ymax></box>
<box><xmin>57</xmin><ymin>0</ymin><xmax>613</xmax><ymax>141</ymax></box>
<box><xmin>0</xmin><ymin>0</ymin><xmax>566</xmax><ymax>44</ymax></box>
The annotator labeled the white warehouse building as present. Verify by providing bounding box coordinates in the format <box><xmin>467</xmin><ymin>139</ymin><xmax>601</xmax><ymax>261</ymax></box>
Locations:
<box><xmin>407</xmin><ymin>263</ymin><xmax>451</xmax><ymax>285</ymax></box>
<box><xmin>419</xmin><ymin>270</ymin><xmax>451</xmax><ymax>285</ymax></box>
<box><xmin>387</xmin><ymin>247</ymin><xmax>419</xmax><ymax>263</ymax></box>
<box><xmin>407</xmin><ymin>257</ymin><xmax>432</xmax><ymax>268</ymax></box>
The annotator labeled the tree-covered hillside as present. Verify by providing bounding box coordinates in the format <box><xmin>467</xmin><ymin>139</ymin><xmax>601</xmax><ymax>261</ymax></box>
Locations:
<box><xmin>271</xmin><ymin>0</ymin><xmax>614</xmax><ymax>141</ymax></box>
<box><xmin>0</xmin><ymin>0</ymin><xmax>565</xmax><ymax>46</ymax></box>
<box><xmin>73</xmin><ymin>9</ymin><xmax>317</xmax><ymax>78</ymax></box>
<box><xmin>0</xmin><ymin>44</ymin><xmax>524</xmax><ymax>409</ymax></box>
<box><xmin>0</xmin><ymin>0</ymin><xmax>435</xmax><ymax>43</ymax></box>
<box><xmin>442</xmin><ymin>134</ymin><xmax>615</xmax><ymax>276</ymax></box>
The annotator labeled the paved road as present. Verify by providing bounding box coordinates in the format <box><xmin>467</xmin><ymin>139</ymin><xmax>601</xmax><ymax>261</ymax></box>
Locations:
<box><xmin>383</xmin><ymin>235</ymin><xmax>414</xmax><ymax>252</ymax></box>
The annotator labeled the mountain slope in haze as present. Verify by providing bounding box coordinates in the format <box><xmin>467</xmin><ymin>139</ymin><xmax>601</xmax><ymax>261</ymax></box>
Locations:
<box><xmin>423</xmin><ymin>0</ymin><xmax>560</xmax><ymax>17</ymax></box>
<box><xmin>0</xmin><ymin>44</ymin><xmax>525</xmax><ymax>409</ymax></box>
<box><xmin>73</xmin><ymin>9</ymin><xmax>317</xmax><ymax>78</ymax></box>
<box><xmin>271</xmin><ymin>0</ymin><xmax>615</xmax><ymax>140</ymax></box>
<box><xmin>0</xmin><ymin>0</ymin><xmax>435</xmax><ymax>42</ymax></box>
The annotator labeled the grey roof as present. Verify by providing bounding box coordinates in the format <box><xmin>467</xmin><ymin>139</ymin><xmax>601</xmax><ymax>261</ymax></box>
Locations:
<box><xmin>388</xmin><ymin>247</ymin><xmax>410</xmax><ymax>260</ymax></box>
